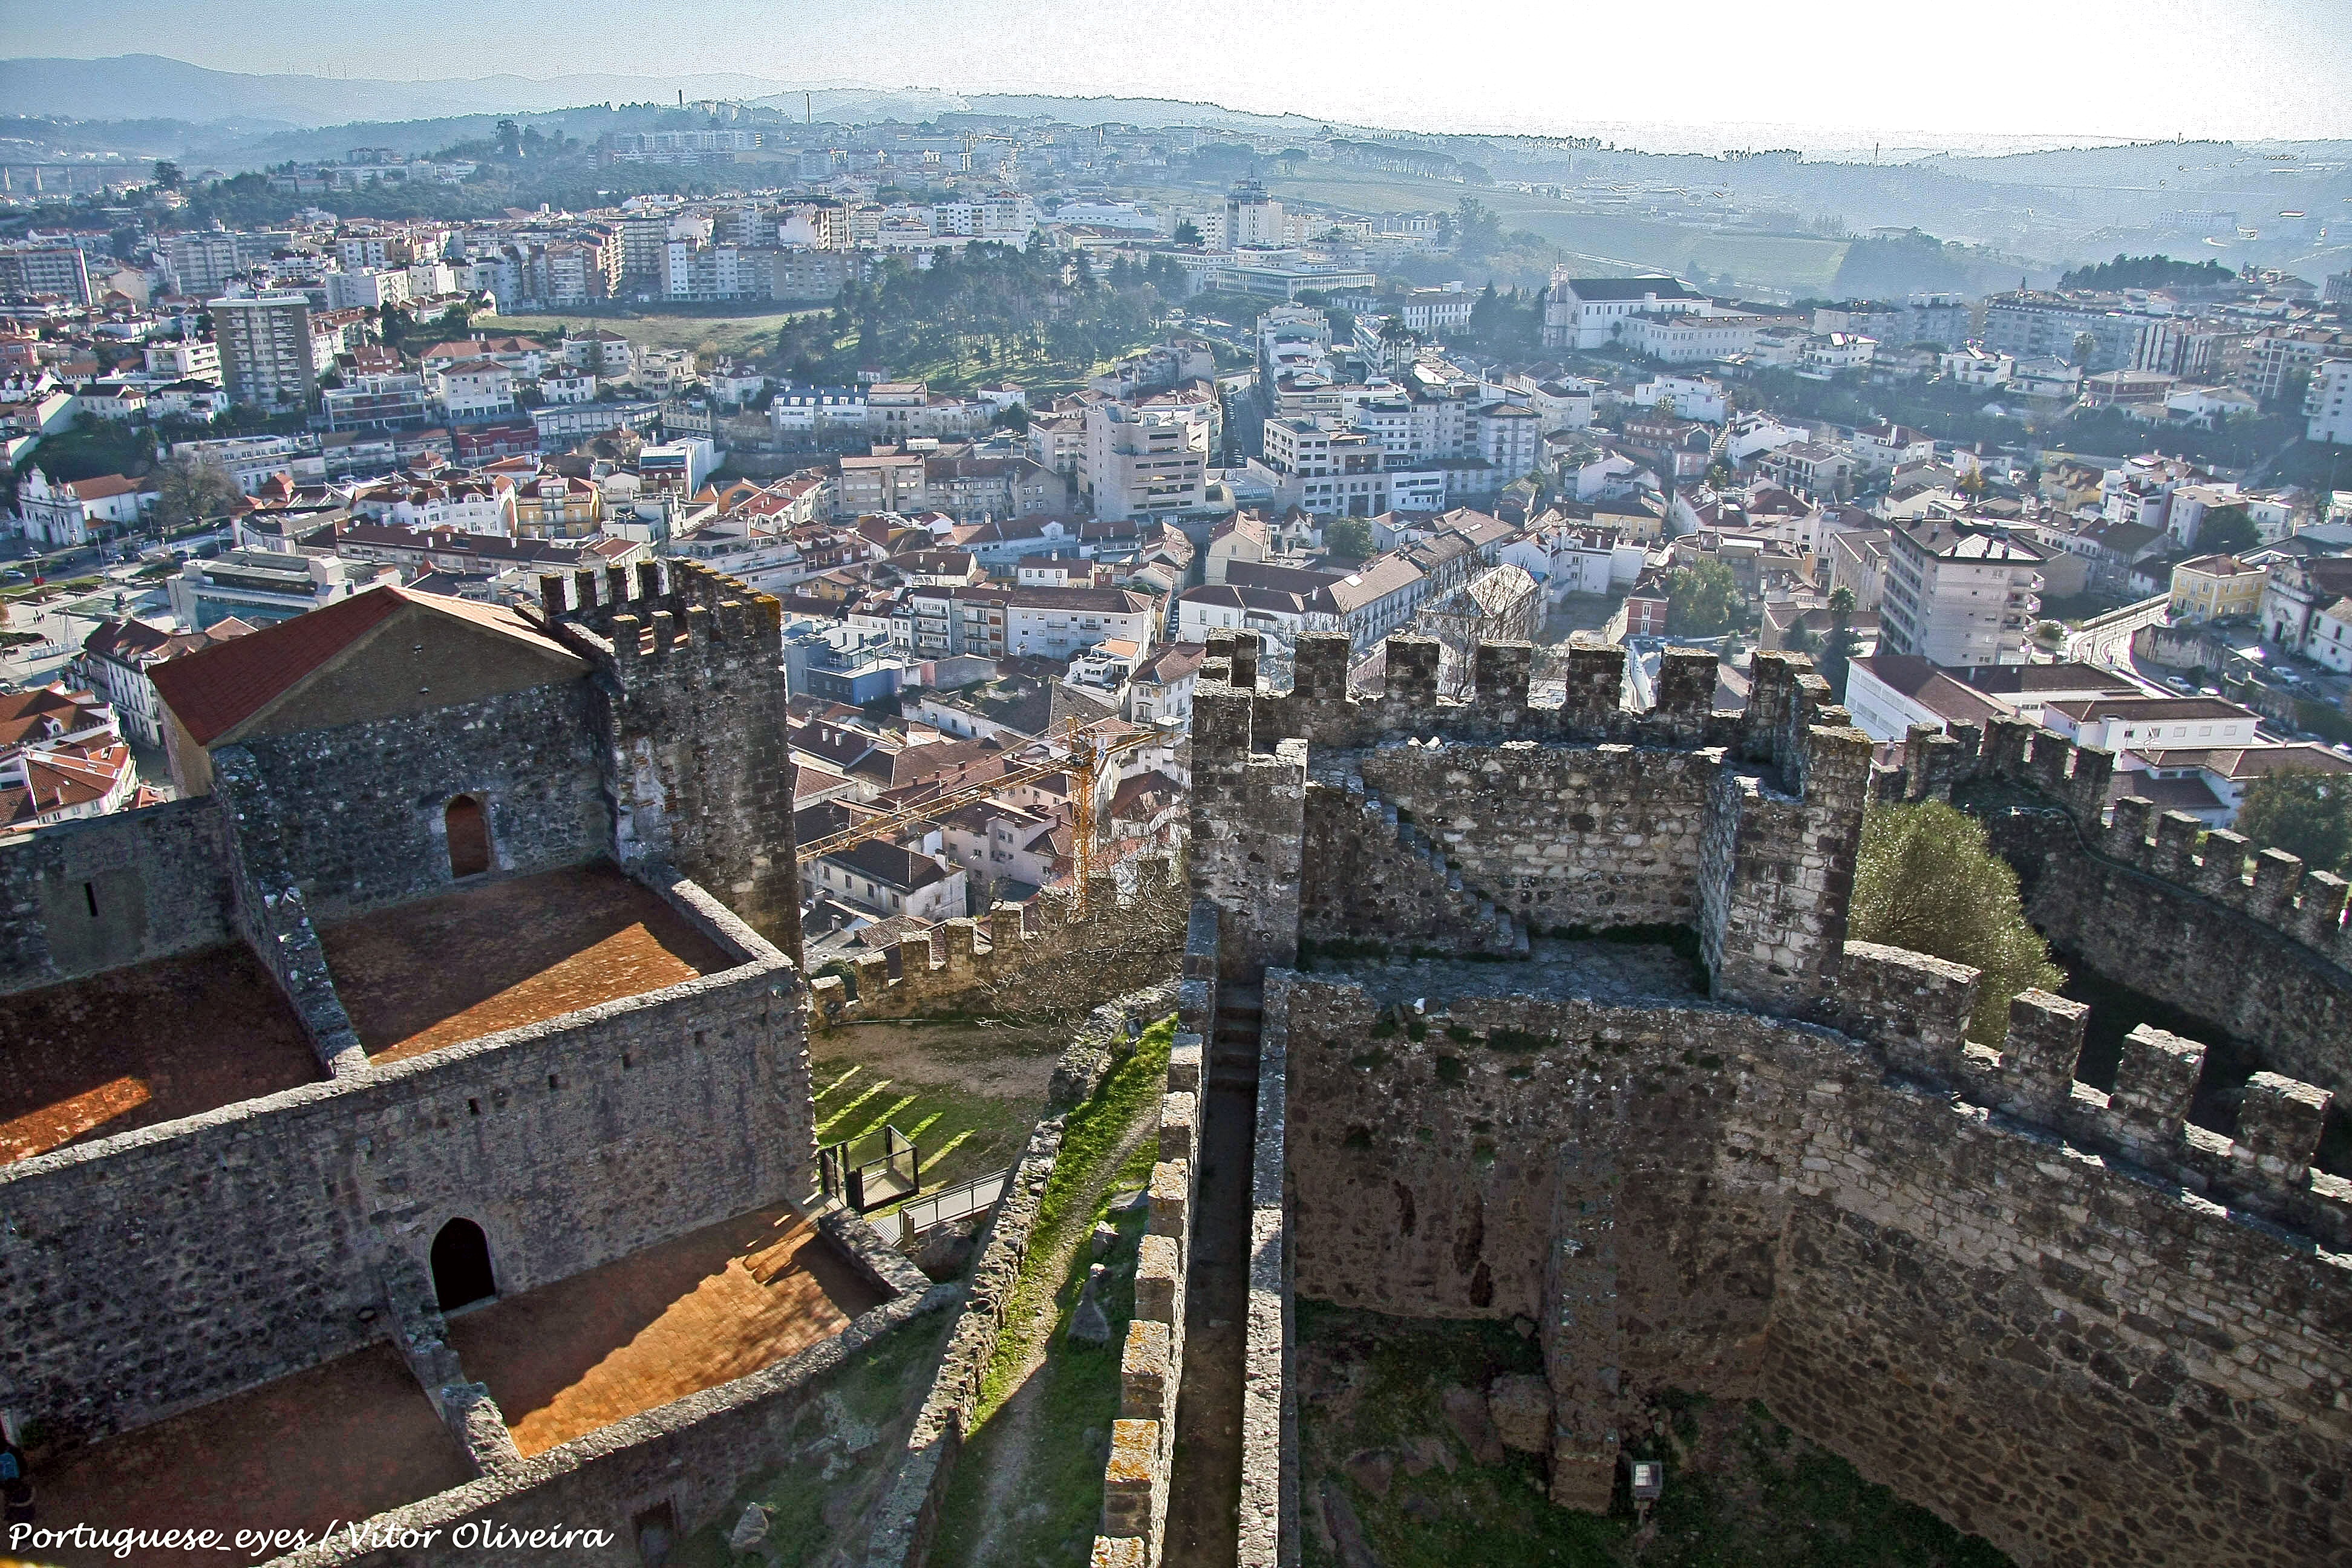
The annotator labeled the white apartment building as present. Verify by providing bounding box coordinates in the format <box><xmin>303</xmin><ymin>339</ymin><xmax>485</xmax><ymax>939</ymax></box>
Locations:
<box><xmin>1634</xmin><ymin>376</ymin><xmax>1728</xmax><ymax>422</ymax></box>
<box><xmin>1004</xmin><ymin>585</ymin><xmax>1158</xmax><ymax>659</ymax></box>
<box><xmin>1083</xmin><ymin>402</ymin><xmax>1208</xmax><ymax>521</ymax></box>
<box><xmin>323</xmin><ymin>267</ymin><xmax>410</xmax><ymax>311</ymax></box>
<box><xmin>210</xmin><ymin>292</ymin><xmax>321</xmax><ymax>413</ymax></box>
<box><xmin>434</xmin><ymin>359</ymin><xmax>517</xmax><ymax>422</ymax></box>
<box><xmin>1475</xmin><ymin>402</ymin><xmax>1541</xmax><ymax>479</ymax></box>
<box><xmin>2308</xmin><ymin>358</ymin><xmax>2352</xmax><ymax>446</ymax></box>
<box><xmin>1541</xmin><ymin>275</ymin><xmax>1708</xmax><ymax>350</ymax></box>
<box><xmin>1880</xmin><ymin>518</ymin><xmax>2045</xmax><ymax>667</ymax></box>
<box><xmin>145</xmin><ymin>339</ymin><xmax>221</xmax><ymax>382</ymax></box>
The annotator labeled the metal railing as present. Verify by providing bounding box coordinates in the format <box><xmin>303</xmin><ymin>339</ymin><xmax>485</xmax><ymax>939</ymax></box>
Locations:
<box><xmin>818</xmin><ymin>1124</ymin><xmax>920</xmax><ymax>1213</ymax></box>
<box><xmin>890</xmin><ymin>1165</ymin><xmax>1014</xmax><ymax>1247</ymax></box>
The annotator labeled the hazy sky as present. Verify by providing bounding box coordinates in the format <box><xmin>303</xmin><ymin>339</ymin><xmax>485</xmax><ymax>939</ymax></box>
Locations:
<box><xmin>13</xmin><ymin>0</ymin><xmax>2352</xmax><ymax>145</ymax></box>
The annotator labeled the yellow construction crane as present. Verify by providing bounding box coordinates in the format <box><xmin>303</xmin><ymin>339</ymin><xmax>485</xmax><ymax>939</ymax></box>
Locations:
<box><xmin>794</xmin><ymin>720</ymin><xmax>1161</xmax><ymax>912</ymax></box>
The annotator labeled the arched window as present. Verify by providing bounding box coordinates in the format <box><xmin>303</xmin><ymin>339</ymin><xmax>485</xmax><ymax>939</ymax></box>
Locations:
<box><xmin>445</xmin><ymin>795</ymin><xmax>491</xmax><ymax>879</ymax></box>
<box><xmin>430</xmin><ymin>1218</ymin><xmax>496</xmax><ymax>1312</ymax></box>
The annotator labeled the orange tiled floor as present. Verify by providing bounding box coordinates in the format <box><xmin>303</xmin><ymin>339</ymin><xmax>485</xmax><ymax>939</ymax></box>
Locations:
<box><xmin>447</xmin><ymin>1205</ymin><xmax>886</xmax><ymax>1456</ymax></box>
<box><xmin>319</xmin><ymin>863</ymin><xmax>734</xmax><ymax>1062</ymax></box>
<box><xmin>30</xmin><ymin>1344</ymin><xmax>475</xmax><ymax>1567</ymax></box>
<box><xmin>0</xmin><ymin>944</ymin><xmax>322</xmax><ymax>1167</ymax></box>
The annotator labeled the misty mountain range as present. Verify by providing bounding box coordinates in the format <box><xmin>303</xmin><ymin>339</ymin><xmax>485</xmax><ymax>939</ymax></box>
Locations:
<box><xmin>0</xmin><ymin>54</ymin><xmax>1326</xmax><ymax>136</ymax></box>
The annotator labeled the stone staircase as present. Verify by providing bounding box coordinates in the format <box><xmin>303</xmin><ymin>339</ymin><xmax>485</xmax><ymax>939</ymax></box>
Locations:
<box><xmin>1208</xmin><ymin>987</ymin><xmax>1263</xmax><ymax>1094</ymax></box>
<box><xmin>1345</xmin><ymin>773</ymin><xmax>1530</xmax><ymax>958</ymax></box>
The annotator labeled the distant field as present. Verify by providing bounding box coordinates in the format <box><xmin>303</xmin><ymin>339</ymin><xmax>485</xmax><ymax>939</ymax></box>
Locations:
<box><xmin>1258</xmin><ymin>168</ymin><xmax>1852</xmax><ymax>295</ymax></box>
<box><xmin>474</xmin><ymin>307</ymin><xmax>823</xmax><ymax>362</ymax></box>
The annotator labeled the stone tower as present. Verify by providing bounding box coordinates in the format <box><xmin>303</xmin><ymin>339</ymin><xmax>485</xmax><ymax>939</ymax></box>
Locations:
<box><xmin>538</xmin><ymin>560</ymin><xmax>801</xmax><ymax>959</ymax></box>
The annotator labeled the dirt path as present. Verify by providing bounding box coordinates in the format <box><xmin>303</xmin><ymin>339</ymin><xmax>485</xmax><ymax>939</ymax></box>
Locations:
<box><xmin>957</xmin><ymin>1102</ymin><xmax>1163</xmax><ymax>1567</ymax></box>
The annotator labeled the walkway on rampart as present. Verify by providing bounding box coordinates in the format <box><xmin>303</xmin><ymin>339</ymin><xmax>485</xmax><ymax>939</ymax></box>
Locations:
<box><xmin>1163</xmin><ymin>984</ymin><xmax>1264</xmax><ymax>1567</ymax></box>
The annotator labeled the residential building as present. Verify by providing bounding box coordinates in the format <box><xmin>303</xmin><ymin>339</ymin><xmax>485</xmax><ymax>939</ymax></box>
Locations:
<box><xmin>2042</xmin><ymin>694</ymin><xmax>2262</xmax><ymax>753</ymax></box>
<box><xmin>2244</xmin><ymin>326</ymin><xmax>2352</xmax><ymax>403</ymax></box>
<box><xmin>0</xmin><ymin>244</ymin><xmax>93</xmax><ymax>304</ymax></box>
<box><xmin>434</xmin><ymin>358</ymin><xmax>517</xmax><ymax>422</ymax></box>
<box><xmin>76</xmin><ymin>616</ymin><xmax>258</xmax><ymax>746</ymax></box>
<box><xmin>2168</xmin><ymin>555</ymin><xmax>2266</xmax><ymax>623</ymax></box>
<box><xmin>211</xmin><ymin>292</ymin><xmax>321</xmax><ymax>413</ymax></box>
<box><xmin>1542</xmin><ymin>275</ymin><xmax>1707</xmax><ymax>351</ymax></box>
<box><xmin>1879</xmin><ymin>518</ymin><xmax>2045</xmax><ymax>667</ymax></box>
<box><xmin>2308</xmin><ymin>358</ymin><xmax>2352</xmax><ymax>446</ymax></box>
<box><xmin>1083</xmin><ymin>402</ymin><xmax>1208</xmax><ymax>521</ymax></box>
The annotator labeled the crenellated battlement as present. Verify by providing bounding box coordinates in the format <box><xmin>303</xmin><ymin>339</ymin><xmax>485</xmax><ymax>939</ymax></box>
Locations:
<box><xmin>1875</xmin><ymin>713</ymin><xmax>2352</xmax><ymax>973</ymax></box>
<box><xmin>805</xmin><ymin>858</ymin><xmax>1181</xmax><ymax>1029</ymax></box>
<box><xmin>534</xmin><ymin>558</ymin><xmax>785</xmax><ymax>685</ymax></box>
<box><xmin>1836</xmin><ymin>941</ymin><xmax>2349</xmax><ymax>1247</ymax></box>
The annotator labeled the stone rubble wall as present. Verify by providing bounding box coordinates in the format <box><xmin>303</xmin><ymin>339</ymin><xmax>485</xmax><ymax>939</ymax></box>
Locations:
<box><xmin>1884</xmin><ymin>714</ymin><xmax>2352</xmax><ymax>1101</ymax></box>
<box><xmin>807</xmin><ymin>858</ymin><xmax>1182</xmax><ymax>1031</ymax></box>
<box><xmin>1274</xmin><ymin>967</ymin><xmax>2350</xmax><ymax>1567</ymax></box>
<box><xmin>272</xmin><ymin>1272</ymin><xmax>957</xmax><ymax>1568</ymax></box>
<box><xmin>1234</xmin><ymin>972</ymin><xmax>1295</xmax><ymax>1568</ymax></box>
<box><xmin>540</xmin><ymin>557</ymin><xmax>802</xmax><ymax>957</ymax></box>
<box><xmin>212</xmin><ymin>745</ymin><xmax>368</xmax><ymax>1076</ymax></box>
<box><xmin>860</xmin><ymin>988</ymin><xmax>1169</xmax><ymax>1568</ymax></box>
<box><xmin>231</xmin><ymin>679</ymin><xmax>610</xmax><ymax>927</ymax></box>
<box><xmin>0</xmin><ymin>868</ymin><xmax>803</xmax><ymax>1451</ymax></box>
<box><xmin>0</xmin><ymin>797</ymin><xmax>237</xmax><ymax>993</ymax></box>
<box><xmin>1091</xmin><ymin>1031</ymin><xmax>1202</xmax><ymax>1564</ymax></box>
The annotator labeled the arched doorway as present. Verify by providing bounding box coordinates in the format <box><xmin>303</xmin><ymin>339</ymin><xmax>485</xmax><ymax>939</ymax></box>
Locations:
<box><xmin>430</xmin><ymin>1218</ymin><xmax>496</xmax><ymax>1312</ymax></box>
<box><xmin>444</xmin><ymin>795</ymin><xmax>491</xmax><ymax>879</ymax></box>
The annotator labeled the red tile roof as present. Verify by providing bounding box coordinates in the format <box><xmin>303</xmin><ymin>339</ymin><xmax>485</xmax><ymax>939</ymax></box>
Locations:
<box><xmin>148</xmin><ymin>587</ymin><xmax>407</xmax><ymax>745</ymax></box>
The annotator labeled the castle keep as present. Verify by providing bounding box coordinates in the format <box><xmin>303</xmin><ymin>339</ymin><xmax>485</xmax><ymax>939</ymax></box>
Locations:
<box><xmin>1169</xmin><ymin>629</ymin><xmax>2349</xmax><ymax>1568</ymax></box>
<box><xmin>0</xmin><ymin>563</ymin><xmax>931</xmax><ymax>1553</ymax></box>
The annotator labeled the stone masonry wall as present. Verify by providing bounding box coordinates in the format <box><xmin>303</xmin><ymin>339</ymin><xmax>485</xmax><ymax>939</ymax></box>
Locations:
<box><xmin>0</xmin><ymin>875</ymin><xmax>803</xmax><ymax>1449</ymax></box>
<box><xmin>0</xmin><ymin>798</ymin><xmax>237</xmax><ymax>993</ymax></box>
<box><xmin>274</xmin><ymin>1282</ymin><xmax>956</xmax><ymax>1568</ymax></box>
<box><xmin>1884</xmin><ymin>713</ymin><xmax>2352</xmax><ymax>1102</ymax></box>
<box><xmin>234</xmin><ymin>679</ymin><xmax>610</xmax><ymax>926</ymax></box>
<box><xmin>541</xmin><ymin>560</ymin><xmax>801</xmax><ymax>958</ymax></box>
<box><xmin>1273</xmin><ymin>967</ymin><xmax>2351</xmax><ymax>1566</ymax></box>
<box><xmin>1303</xmin><ymin>743</ymin><xmax>1716</xmax><ymax>938</ymax></box>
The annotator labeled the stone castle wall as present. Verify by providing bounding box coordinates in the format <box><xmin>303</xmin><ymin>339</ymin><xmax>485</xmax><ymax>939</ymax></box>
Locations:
<box><xmin>0</xmin><ymin>797</ymin><xmax>237</xmax><ymax>993</ymax></box>
<box><xmin>1196</xmin><ymin>631</ymin><xmax>1868</xmax><ymax>1017</ymax></box>
<box><xmin>1884</xmin><ymin>714</ymin><xmax>2352</xmax><ymax>1100</ymax></box>
<box><xmin>0</xmin><ymin>874</ymin><xmax>806</xmax><ymax>1449</ymax></box>
<box><xmin>540</xmin><ymin>558</ymin><xmax>801</xmax><ymax>958</ymax></box>
<box><xmin>1272</xmin><ymin>967</ymin><xmax>2350</xmax><ymax>1566</ymax></box>
<box><xmin>805</xmin><ymin>860</ymin><xmax>1181</xmax><ymax>1031</ymax></box>
<box><xmin>234</xmin><ymin>679</ymin><xmax>611</xmax><ymax>926</ymax></box>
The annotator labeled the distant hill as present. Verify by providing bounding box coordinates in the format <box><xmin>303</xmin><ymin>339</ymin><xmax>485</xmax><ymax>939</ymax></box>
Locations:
<box><xmin>0</xmin><ymin>54</ymin><xmax>1338</xmax><ymax>137</ymax></box>
<box><xmin>0</xmin><ymin>54</ymin><xmax>798</xmax><ymax>127</ymax></box>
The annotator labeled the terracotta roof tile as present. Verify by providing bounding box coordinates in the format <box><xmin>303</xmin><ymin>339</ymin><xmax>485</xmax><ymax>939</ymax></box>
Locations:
<box><xmin>148</xmin><ymin>587</ymin><xmax>407</xmax><ymax>746</ymax></box>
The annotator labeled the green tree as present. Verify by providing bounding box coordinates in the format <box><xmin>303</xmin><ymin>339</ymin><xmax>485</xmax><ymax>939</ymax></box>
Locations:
<box><xmin>2233</xmin><ymin>770</ymin><xmax>2352</xmax><ymax>877</ymax></box>
<box><xmin>1324</xmin><ymin>515</ymin><xmax>1376</xmax><ymax>561</ymax></box>
<box><xmin>1452</xmin><ymin>197</ymin><xmax>1501</xmax><ymax>261</ymax></box>
<box><xmin>151</xmin><ymin>160</ymin><xmax>183</xmax><ymax>191</ymax></box>
<box><xmin>1664</xmin><ymin>558</ymin><xmax>1747</xmax><ymax>635</ymax></box>
<box><xmin>1817</xmin><ymin>585</ymin><xmax>1860</xmax><ymax>698</ymax></box>
<box><xmin>149</xmin><ymin>452</ymin><xmax>242</xmax><ymax>535</ymax></box>
<box><xmin>1172</xmin><ymin>219</ymin><xmax>1204</xmax><ymax>247</ymax></box>
<box><xmin>1850</xmin><ymin>800</ymin><xmax>2066</xmax><ymax>1044</ymax></box>
<box><xmin>2193</xmin><ymin>503</ymin><xmax>2259</xmax><ymax>556</ymax></box>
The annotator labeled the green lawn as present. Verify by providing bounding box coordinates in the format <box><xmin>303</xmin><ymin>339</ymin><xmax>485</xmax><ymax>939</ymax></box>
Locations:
<box><xmin>474</xmin><ymin>308</ymin><xmax>823</xmax><ymax>363</ymax></box>
<box><xmin>927</xmin><ymin>1016</ymin><xmax>1175</xmax><ymax>1568</ymax></box>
